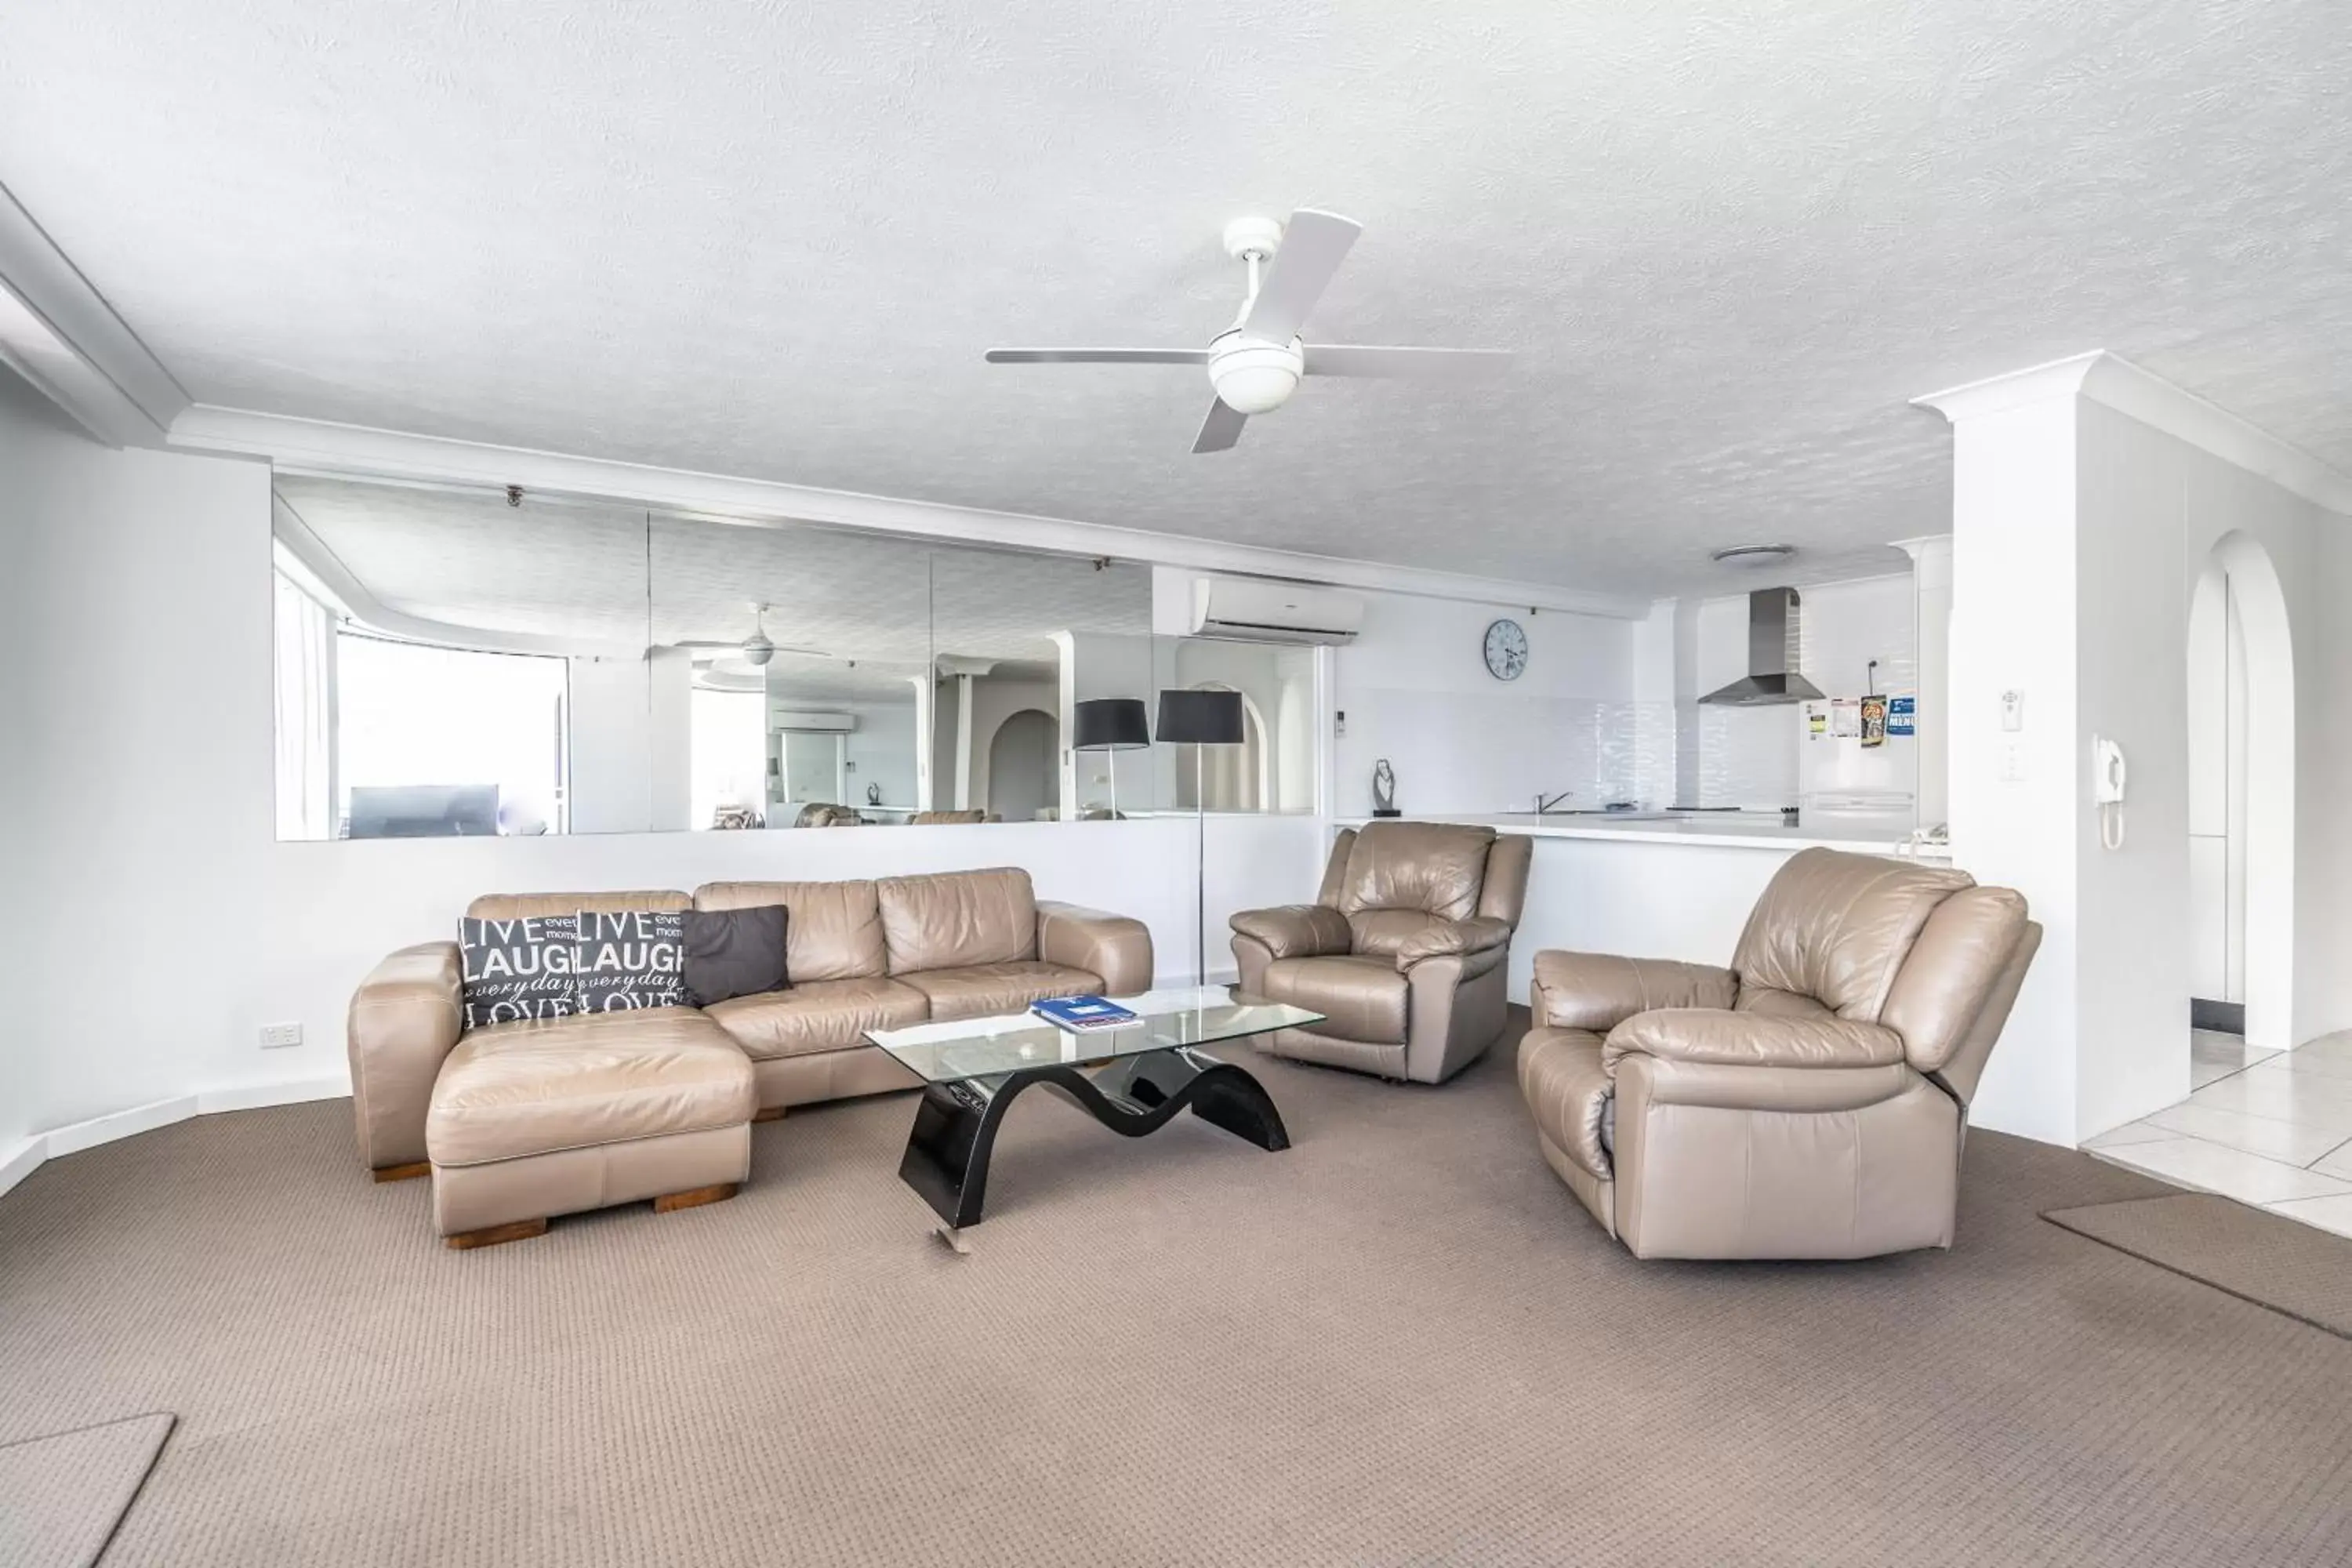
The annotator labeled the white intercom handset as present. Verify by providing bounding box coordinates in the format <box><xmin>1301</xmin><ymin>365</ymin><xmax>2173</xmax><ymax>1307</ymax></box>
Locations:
<box><xmin>2092</xmin><ymin>735</ymin><xmax>2128</xmax><ymax>850</ymax></box>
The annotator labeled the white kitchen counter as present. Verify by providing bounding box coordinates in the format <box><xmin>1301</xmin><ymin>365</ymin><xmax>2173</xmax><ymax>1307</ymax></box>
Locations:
<box><xmin>1332</xmin><ymin>811</ymin><xmax>1945</xmax><ymax>1007</ymax></box>
<box><xmin>1340</xmin><ymin>811</ymin><xmax>1936</xmax><ymax>857</ymax></box>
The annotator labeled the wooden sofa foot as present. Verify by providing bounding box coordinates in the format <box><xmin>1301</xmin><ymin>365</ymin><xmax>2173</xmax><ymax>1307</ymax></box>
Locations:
<box><xmin>653</xmin><ymin>1182</ymin><xmax>739</xmax><ymax>1214</ymax></box>
<box><xmin>753</xmin><ymin>1106</ymin><xmax>786</xmax><ymax>1123</ymax></box>
<box><xmin>372</xmin><ymin>1160</ymin><xmax>430</xmax><ymax>1183</ymax></box>
<box><xmin>445</xmin><ymin>1218</ymin><xmax>548</xmax><ymax>1250</ymax></box>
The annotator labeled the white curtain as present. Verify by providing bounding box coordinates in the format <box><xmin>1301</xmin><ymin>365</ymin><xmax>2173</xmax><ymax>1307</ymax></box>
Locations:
<box><xmin>273</xmin><ymin>572</ymin><xmax>336</xmax><ymax>838</ymax></box>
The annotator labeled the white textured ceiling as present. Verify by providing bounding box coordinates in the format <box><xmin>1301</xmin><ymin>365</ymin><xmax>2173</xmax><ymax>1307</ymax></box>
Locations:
<box><xmin>9</xmin><ymin>3</ymin><xmax>2351</xmax><ymax>596</ymax></box>
<box><xmin>277</xmin><ymin>475</ymin><xmax>1151</xmax><ymax>701</ymax></box>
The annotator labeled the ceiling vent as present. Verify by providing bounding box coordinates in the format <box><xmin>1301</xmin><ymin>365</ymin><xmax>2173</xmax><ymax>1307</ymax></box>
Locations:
<box><xmin>1698</xmin><ymin>588</ymin><xmax>1826</xmax><ymax>706</ymax></box>
<box><xmin>1188</xmin><ymin>577</ymin><xmax>1363</xmax><ymax>645</ymax></box>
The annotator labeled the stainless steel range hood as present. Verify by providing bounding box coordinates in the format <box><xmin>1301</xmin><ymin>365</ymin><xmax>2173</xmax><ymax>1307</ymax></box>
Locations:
<box><xmin>1698</xmin><ymin>588</ymin><xmax>1826</xmax><ymax>707</ymax></box>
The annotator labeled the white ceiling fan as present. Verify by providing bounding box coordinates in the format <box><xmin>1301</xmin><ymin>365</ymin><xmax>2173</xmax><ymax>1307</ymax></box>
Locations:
<box><xmin>985</xmin><ymin>209</ymin><xmax>1509</xmax><ymax>452</ymax></box>
<box><xmin>666</xmin><ymin>603</ymin><xmax>826</xmax><ymax>667</ymax></box>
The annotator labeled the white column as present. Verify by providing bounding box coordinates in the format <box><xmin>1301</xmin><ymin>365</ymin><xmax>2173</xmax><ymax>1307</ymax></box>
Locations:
<box><xmin>1893</xmin><ymin>535</ymin><xmax>1953</xmax><ymax>829</ymax></box>
<box><xmin>953</xmin><ymin>674</ymin><xmax>975</xmax><ymax>811</ymax></box>
<box><xmin>1918</xmin><ymin>382</ymin><xmax>2084</xmax><ymax>1147</ymax></box>
<box><xmin>909</xmin><ymin>673</ymin><xmax>935</xmax><ymax>811</ymax></box>
<box><xmin>1051</xmin><ymin>630</ymin><xmax>1079</xmax><ymax>820</ymax></box>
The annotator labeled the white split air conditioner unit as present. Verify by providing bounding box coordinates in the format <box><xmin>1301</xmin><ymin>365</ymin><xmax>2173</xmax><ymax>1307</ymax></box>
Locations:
<box><xmin>771</xmin><ymin>710</ymin><xmax>856</xmax><ymax>733</ymax></box>
<box><xmin>1189</xmin><ymin>576</ymin><xmax>1364</xmax><ymax>645</ymax></box>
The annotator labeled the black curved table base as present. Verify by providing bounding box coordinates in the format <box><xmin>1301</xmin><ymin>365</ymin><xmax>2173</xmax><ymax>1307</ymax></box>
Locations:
<box><xmin>898</xmin><ymin>1045</ymin><xmax>1290</xmax><ymax>1230</ymax></box>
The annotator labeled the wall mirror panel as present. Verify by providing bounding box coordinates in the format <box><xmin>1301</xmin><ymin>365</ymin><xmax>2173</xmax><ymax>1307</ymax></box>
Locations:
<box><xmin>926</xmin><ymin>539</ymin><xmax>1156</xmax><ymax>823</ymax></box>
<box><xmin>648</xmin><ymin>513</ymin><xmax>935</xmax><ymax>829</ymax></box>
<box><xmin>271</xmin><ymin>472</ymin><xmax>1315</xmax><ymax>840</ymax></box>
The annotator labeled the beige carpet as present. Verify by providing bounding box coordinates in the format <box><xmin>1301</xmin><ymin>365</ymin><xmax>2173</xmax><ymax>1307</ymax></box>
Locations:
<box><xmin>0</xmin><ymin>1413</ymin><xmax>174</xmax><ymax>1567</ymax></box>
<box><xmin>2045</xmin><ymin>1193</ymin><xmax>2352</xmax><ymax>1339</ymax></box>
<box><xmin>4</xmin><ymin>1027</ymin><xmax>2352</xmax><ymax>1566</ymax></box>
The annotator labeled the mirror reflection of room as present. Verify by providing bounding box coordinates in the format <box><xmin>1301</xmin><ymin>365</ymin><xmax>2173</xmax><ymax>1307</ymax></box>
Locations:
<box><xmin>925</xmin><ymin>543</ymin><xmax>1153</xmax><ymax>822</ymax></box>
<box><xmin>648</xmin><ymin>513</ymin><xmax>935</xmax><ymax>829</ymax></box>
<box><xmin>272</xmin><ymin>474</ymin><xmax>1316</xmax><ymax>840</ymax></box>
<box><xmin>272</xmin><ymin>476</ymin><xmax>655</xmax><ymax>841</ymax></box>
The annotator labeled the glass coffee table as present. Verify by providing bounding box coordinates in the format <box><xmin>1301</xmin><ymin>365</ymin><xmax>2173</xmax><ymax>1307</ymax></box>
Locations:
<box><xmin>867</xmin><ymin>985</ymin><xmax>1322</xmax><ymax>1239</ymax></box>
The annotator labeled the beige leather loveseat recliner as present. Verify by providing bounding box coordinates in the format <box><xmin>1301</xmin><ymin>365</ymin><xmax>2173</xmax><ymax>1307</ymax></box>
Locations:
<box><xmin>1519</xmin><ymin>848</ymin><xmax>2039</xmax><ymax>1261</ymax></box>
<box><xmin>349</xmin><ymin>868</ymin><xmax>1150</xmax><ymax>1247</ymax></box>
<box><xmin>1229</xmin><ymin>822</ymin><xmax>1532</xmax><ymax>1083</ymax></box>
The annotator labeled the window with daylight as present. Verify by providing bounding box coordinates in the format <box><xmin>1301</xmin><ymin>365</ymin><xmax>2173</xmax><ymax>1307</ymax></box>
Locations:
<box><xmin>336</xmin><ymin>633</ymin><xmax>569</xmax><ymax>837</ymax></box>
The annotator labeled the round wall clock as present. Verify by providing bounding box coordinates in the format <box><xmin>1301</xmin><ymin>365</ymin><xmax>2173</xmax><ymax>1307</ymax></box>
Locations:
<box><xmin>1483</xmin><ymin>618</ymin><xmax>1529</xmax><ymax>681</ymax></box>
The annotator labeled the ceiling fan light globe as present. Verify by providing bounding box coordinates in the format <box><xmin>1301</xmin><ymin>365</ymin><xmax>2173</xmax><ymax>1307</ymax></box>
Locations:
<box><xmin>1207</xmin><ymin>334</ymin><xmax>1305</xmax><ymax>416</ymax></box>
<box><xmin>742</xmin><ymin>637</ymin><xmax>776</xmax><ymax>666</ymax></box>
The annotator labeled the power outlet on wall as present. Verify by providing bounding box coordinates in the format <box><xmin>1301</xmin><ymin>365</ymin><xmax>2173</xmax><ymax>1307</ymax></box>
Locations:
<box><xmin>259</xmin><ymin>1022</ymin><xmax>303</xmax><ymax>1050</ymax></box>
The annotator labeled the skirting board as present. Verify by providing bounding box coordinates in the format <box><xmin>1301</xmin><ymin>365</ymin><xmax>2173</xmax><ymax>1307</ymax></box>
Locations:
<box><xmin>0</xmin><ymin>1076</ymin><xmax>349</xmax><ymax>1203</ymax></box>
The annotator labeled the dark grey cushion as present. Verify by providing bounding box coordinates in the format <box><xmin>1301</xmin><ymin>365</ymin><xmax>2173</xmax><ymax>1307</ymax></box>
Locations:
<box><xmin>681</xmin><ymin>906</ymin><xmax>789</xmax><ymax>1007</ymax></box>
<box><xmin>572</xmin><ymin>909</ymin><xmax>688</xmax><ymax>1014</ymax></box>
<box><xmin>458</xmin><ymin>914</ymin><xmax>579</xmax><ymax>1029</ymax></box>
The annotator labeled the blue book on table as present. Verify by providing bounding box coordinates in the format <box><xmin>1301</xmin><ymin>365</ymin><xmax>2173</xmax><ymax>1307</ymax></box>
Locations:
<box><xmin>1030</xmin><ymin>995</ymin><xmax>1139</xmax><ymax>1032</ymax></box>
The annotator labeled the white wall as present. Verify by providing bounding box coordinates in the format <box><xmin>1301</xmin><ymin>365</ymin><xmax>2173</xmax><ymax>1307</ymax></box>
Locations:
<box><xmin>2184</xmin><ymin>564</ymin><xmax>2249</xmax><ymax>1004</ymax></box>
<box><xmin>1940</xmin><ymin>375</ymin><xmax>2352</xmax><ymax>1145</ymax></box>
<box><xmin>566</xmin><ymin>657</ymin><xmax>652</xmax><ymax>832</ymax></box>
<box><xmin>1332</xmin><ymin>593</ymin><xmax>1642</xmax><ymax>817</ymax></box>
<box><xmin>0</xmin><ymin>383</ymin><xmax>1330</xmax><ymax>1139</ymax></box>
<box><xmin>1</xmin><ymin>370</ymin><xmax>275</xmax><ymax>1134</ymax></box>
<box><xmin>844</xmin><ymin>697</ymin><xmax>918</xmax><ymax>810</ymax></box>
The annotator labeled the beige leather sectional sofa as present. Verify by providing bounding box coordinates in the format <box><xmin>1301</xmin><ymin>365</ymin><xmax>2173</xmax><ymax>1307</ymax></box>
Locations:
<box><xmin>348</xmin><ymin>867</ymin><xmax>1150</xmax><ymax>1247</ymax></box>
<box><xmin>1519</xmin><ymin>847</ymin><xmax>2039</xmax><ymax>1261</ymax></box>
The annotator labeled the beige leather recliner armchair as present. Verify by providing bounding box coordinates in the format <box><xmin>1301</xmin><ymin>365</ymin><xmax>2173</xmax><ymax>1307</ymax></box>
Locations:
<box><xmin>1230</xmin><ymin>822</ymin><xmax>1532</xmax><ymax>1083</ymax></box>
<box><xmin>1519</xmin><ymin>848</ymin><xmax>2039</xmax><ymax>1260</ymax></box>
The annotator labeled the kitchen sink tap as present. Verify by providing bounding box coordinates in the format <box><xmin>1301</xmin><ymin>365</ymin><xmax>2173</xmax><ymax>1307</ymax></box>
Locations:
<box><xmin>1534</xmin><ymin>790</ymin><xmax>1575</xmax><ymax>814</ymax></box>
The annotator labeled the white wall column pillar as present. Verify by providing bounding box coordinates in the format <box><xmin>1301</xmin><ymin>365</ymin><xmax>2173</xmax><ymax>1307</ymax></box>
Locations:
<box><xmin>909</xmin><ymin>673</ymin><xmax>935</xmax><ymax>811</ymax></box>
<box><xmin>953</xmin><ymin>673</ymin><xmax>975</xmax><ymax>811</ymax></box>
<box><xmin>1914</xmin><ymin>349</ymin><xmax>2352</xmax><ymax>1142</ymax></box>
<box><xmin>1893</xmin><ymin>535</ymin><xmax>1954</xmax><ymax>830</ymax></box>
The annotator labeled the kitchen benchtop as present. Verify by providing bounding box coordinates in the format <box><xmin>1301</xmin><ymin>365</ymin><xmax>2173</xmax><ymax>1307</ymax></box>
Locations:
<box><xmin>1339</xmin><ymin>811</ymin><xmax>1944</xmax><ymax>858</ymax></box>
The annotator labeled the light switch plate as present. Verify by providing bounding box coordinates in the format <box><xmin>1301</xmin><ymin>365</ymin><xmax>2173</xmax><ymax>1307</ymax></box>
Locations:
<box><xmin>260</xmin><ymin>1022</ymin><xmax>303</xmax><ymax>1049</ymax></box>
<box><xmin>1999</xmin><ymin>690</ymin><xmax>2025</xmax><ymax>731</ymax></box>
<box><xmin>1998</xmin><ymin>739</ymin><xmax>2027</xmax><ymax>782</ymax></box>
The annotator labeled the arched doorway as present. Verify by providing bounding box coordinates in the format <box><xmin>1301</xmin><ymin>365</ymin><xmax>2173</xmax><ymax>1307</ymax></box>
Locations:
<box><xmin>2185</xmin><ymin>532</ymin><xmax>2295</xmax><ymax>1050</ymax></box>
<box><xmin>986</xmin><ymin>708</ymin><xmax>1058</xmax><ymax>823</ymax></box>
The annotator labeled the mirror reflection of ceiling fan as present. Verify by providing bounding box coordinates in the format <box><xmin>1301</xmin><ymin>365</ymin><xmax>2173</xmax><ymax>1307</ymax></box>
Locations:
<box><xmin>665</xmin><ymin>603</ymin><xmax>827</xmax><ymax>667</ymax></box>
<box><xmin>985</xmin><ymin>208</ymin><xmax>1511</xmax><ymax>452</ymax></box>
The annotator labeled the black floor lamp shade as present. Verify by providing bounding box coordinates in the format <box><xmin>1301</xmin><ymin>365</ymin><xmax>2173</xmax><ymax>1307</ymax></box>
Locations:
<box><xmin>1156</xmin><ymin>688</ymin><xmax>1244</xmax><ymax>746</ymax></box>
<box><xmin>1073</xmin><ymin>697</ymin><xmax>1152</xmax><ymax>751</ymax></box>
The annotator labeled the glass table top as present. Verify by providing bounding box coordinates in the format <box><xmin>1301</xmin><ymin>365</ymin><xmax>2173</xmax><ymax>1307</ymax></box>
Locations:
<box><xmin>867</xmin><ymin>985</ymin><xmax>1323</xmax><ymax>1086</ymax></box>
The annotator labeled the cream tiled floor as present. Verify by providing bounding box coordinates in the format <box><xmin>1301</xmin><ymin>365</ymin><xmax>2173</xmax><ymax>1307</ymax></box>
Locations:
<box><xmin>2085</xmin><ymin>1029</ymin><xmax>2352</xmax><ymax>1237</ymax></box>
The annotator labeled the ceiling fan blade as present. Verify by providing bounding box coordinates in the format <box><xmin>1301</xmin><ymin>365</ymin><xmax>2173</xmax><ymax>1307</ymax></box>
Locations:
<box><xmin>668</xmin><ymin>640</ymin><xmax>829</xmax><ymax>655</ymax></box>
<box><xmin>1302</xmin><ymin>344</ymin><xmax>1513</xmax><ymax>379</ymax></box>
<box><xmin>985</xmin><ymin>347</ymin><xmax>1210</xmax><ymax>365</ymax></box>
<box><xmin>1241</xmin><ymin>209</ymin><xmax>1361</xmax><ymax>343</ymax></box>
<box><xmin>1192</xmin><ymin>398</ymin><xmax>1248</xmax><ymax>454</ymax></box>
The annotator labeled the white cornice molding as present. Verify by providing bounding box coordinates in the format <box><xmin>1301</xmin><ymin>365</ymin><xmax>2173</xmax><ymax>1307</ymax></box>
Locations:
<box><xmin>272</xmin><ymin>493</ymin><xmax>645</xmax><ymax>661</ymax></box>
<box><xmin>0</xmin><ymin>180</ymin><xmax>189</xmax><ymax>446</ymax></box>
<box><xmin>175</xmin><ymin>404</ymin><xmax>1654</xmax><ymax>620</ymax></box>
<box><xmin>1914</xmin><ymin>351</ymin><xmax>2352</xmax><ymax>516</ymax></box>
